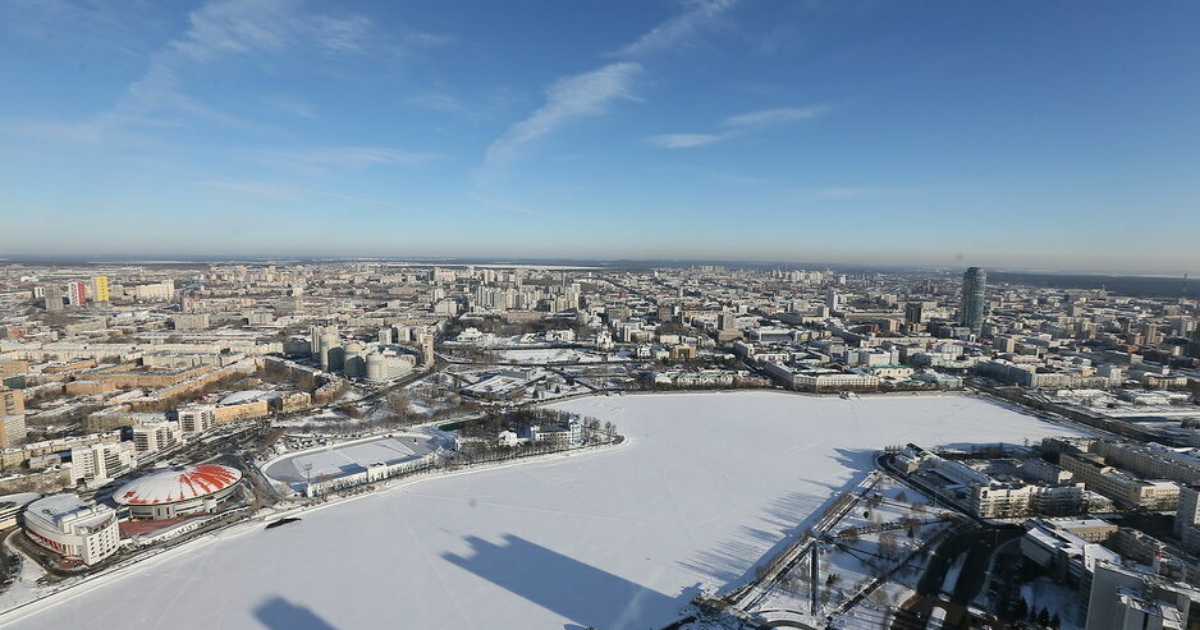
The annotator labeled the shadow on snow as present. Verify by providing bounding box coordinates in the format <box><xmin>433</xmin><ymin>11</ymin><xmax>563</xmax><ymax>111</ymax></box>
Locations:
<box><xmin>253</xmin><ymin>596</ymin><xmax>337</xmax><ymax>630</ymax></box>
<box><xmin>677</xmin><ymin>447</ymin><xmax>876</xmax><ymax>590</ymax></box>
<box><xmin>444</xmin><ymin>533</ymin><xmax>699</xmax><ymax>629</ymax></box>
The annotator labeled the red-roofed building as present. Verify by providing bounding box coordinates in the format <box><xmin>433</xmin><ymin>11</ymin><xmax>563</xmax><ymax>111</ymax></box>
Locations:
<box><xmin>113</xmin><ymin>464</ymin><xmax>242</xmax><ymax>520</ymax></box>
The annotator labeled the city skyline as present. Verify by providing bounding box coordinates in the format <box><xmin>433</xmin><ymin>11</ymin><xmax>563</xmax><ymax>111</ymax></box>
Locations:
<box><xmin>2</xmin><ymin>1</ymin><xmax>1199</xmax><ymax>274</ymax></box>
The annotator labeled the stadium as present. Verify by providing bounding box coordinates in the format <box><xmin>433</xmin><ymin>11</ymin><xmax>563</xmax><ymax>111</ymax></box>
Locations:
<box><xmin>113</xmin><ymin>464</ymin><xmax>242</xmax><ymax>520</ymax></box>
<box><xmin>263</xmin><ymin>434</ymin><xmax>440</xmax><ymax>497</ymax></box>
<box><xmin>23</xmin><ymin>494</ymin><xmax>121</xmax><ymax>565</ymax></box>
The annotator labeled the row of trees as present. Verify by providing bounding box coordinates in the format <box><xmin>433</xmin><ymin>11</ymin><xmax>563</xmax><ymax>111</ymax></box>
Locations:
<box><xmin>456</xmin><ymin>408</ymin><xmax>615</xmax><ymax>439</ymax></box>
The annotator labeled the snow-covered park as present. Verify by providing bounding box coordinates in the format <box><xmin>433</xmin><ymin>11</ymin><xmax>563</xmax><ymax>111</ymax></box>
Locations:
<box><xmin>494</xmin><ymin>347</ymin><xmax>611</xmax><ymax>364</ymax></box>
<box><xmin>0</xmin><ymin>392</ymin><xmax>1080</xmax><ymax>629</ymax></box>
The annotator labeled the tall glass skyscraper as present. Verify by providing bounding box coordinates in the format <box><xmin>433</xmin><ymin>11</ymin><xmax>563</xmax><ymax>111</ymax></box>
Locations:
<box><xmin>960</xmin><ymin>267</ymin><xmax>987</xmax><ymax>335</ymax></box>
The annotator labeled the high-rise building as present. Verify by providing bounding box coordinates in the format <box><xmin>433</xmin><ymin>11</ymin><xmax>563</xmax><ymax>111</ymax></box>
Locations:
<box><xmin>960</xmin><ymin>267</ymin><xmax>987</xmax><ymax>335</ymax></box>
<box><xmin>66</xmin><ymin>281</ymin><xmax>87</xmax><ymax>307</ymax></box>
<box><xmin>0</xmin><ymin>387</ymin><xmax>23</xmax><ymax>416</ymax></box>
<box><xmin>69</xmin><ymin>441</ymin><xmax>136</xmax><ymax>484</ymax></box>
<box><xmin>178</xmin><ymin>405</ymin><xmax>216</xmax><ymax>434</ymax></box>
<box><xmin>43</xmin><ymin>285</ymin><xmax>64</xmax><ymax>311</ymax></box>
<box><xmin>310</xmin><ymin>324</ymin><xmax>339</xmax><ymax>356</ymax></box>
<box><xmin>419</xmin><ymin>332</ymin><xmax>436</xmax><ymax>368</ymax></box>
<box><xmin>1177</xmin><ymin>485</ymin><xmax>1200</xmax><ymax>538</ymax></box>
<box><xmin>132</xmin><ymin>421</ymin><xmax>182</xmax><ymax>453</ymax></box>
<box><xmin>93</xmin><ymin>275</ymin><xmax>110</xmax><ymax>303</ymax></box>
<box><xmin>904</xmin><ymin>302</ymin><xmax>924</xmax><ymax>325</ymax></box>
<box><xmin>826</xmin><ymin>288</ymin><xmax>840</xmax><ymax>312</ymax></box>
<box><xmin>1085</xmin><ymin>562</ymin><xmax>1200</xmax><ymax>630</ymax></box>
<box><xmin>0</xmin><ymin>414</ymin><xmax>26</xmax><ymax>448</ymax></box>
<box><xmin>1181</xmin><ymin>485</ymin><xmax>1200</xmax><ymax>553</ymax></box>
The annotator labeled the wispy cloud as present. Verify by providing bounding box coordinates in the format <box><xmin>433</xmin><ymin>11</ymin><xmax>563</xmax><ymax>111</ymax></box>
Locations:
<box><xmin>477</xmin><ymin>0</ymin><xmax>738</xmax><ymax>176</ymax></box>
<box><xmin>646</xmin><ymin>133</ymin><xmax>724</xmax><ymax>149</ymax></box>
<box><xmin>243</xmin><ymin>146</ymin><xmax>445</xmax><ymax>175</ymax></box>
<box><xmin>196</xmin><ymin>179</ymin><xmax>408</xmax><ymax>208</ymax></box>
<box><xmin>725</xmin><ymin>106</ymin><xmax>827</xmax><ymax>127</ymax></box>
<box><xmin>482</xmin><ymin>62</ymin><xmax>642</xmax><ymax>169</ymax></box>
<box><xmin>409</xmin><ymin>87</ymin><xmax>527</xmax><ymax>121</ymax></box>
<box><xmin>16</xmin><ymin>0</ymin><xmax>384</xmax><ymax>148</ymax></box>
<box><xmin>402</xmin><ymin>31</ymin><xmax>454</xmax><ymax>48</ymax></box>
<box><xmin>407</xmin><ymin>92</ymin><xmax>470</xmax><ymax>116</ymax></box>
<box><xmin>647</xmin><ymin>105</ymin><xmax>829</xmax><ymax>149</ymax></box>
<box><xmin>614</xmin><ymin>0</ymin><xmax>742</xmax><ymax>58</ymax></box>
<box><xmin>131</xmin><ymin>0</ymin><xmax>374</xmax><ymax>128</ymax></box>
<box><xmin>817</xmin><ymin>187</ymin><xmax>875</xmax><ymax>200</ymax></box>
<box><xmin>466</xmin><ymin>192</ymin><xmax>554</xmax><ymax>218</ymax></box>
<box><xmin>196</xmin><ymin>179</ymin><xmax>302</xmax><ymax>201</ymax></box>
<box><xmin>265</xmin><ymin>95</ymin><xmax>317</xmax><ymax>118</ymax></box>
<box><xmin>169</xmin><ymin>0</ymin><xmax>373</xmax><ymax>62</ymax></box>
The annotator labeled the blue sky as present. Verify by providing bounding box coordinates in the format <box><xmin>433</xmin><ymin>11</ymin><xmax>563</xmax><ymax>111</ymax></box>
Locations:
<box><xmin>1</xmin><ymin>0</ymin><xmax>1198</xmax><ymax>274</ymax></box>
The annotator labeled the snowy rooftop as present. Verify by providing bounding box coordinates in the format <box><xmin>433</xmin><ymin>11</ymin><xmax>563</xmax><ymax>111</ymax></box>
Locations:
<box><xmin>24</xmin><ymin>494</ymin><xmax>112</xmax><ymax>532</ymax></box>
<box><xmin>218</xmin><ymin>390</ymin><xmax>277</xmax><ymax>406</ymax></box>
<box><xmin>113</xmin><ymin>464</ymin><xmax>242</xmax><ymax>506</ymax></box>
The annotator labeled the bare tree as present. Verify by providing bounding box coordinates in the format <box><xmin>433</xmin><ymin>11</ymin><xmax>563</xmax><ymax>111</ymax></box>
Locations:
<box><xmin>879</xmin><ymin>532</ymin><xmax>901</xmax><ymax>561</ymax></box>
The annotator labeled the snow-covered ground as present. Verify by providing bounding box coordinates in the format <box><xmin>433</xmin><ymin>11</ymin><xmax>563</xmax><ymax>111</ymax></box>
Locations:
<box><xmin>494</xmin><ymin>347</ymin><xmax>611</xmax><ymax>364</ymax></box>
<box><xmin>747</xmin><ymin>476</ymin><xmax>949</xmax><ymax>628</ymax></box>
<box><xmin>0</xmin><ymin>392</ymin><xmax>1081</xmax><ymax>630</ymax></box>
<box><xmin>1022</xmin><ymin>576</ymin><xmax>1087</xmax><ymax>630</ymax></box>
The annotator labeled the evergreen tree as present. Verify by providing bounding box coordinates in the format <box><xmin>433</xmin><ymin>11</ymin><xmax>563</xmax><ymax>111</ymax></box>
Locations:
<box><xmin>1014</xmin><ymin>598</ymin><xmax>1029</xmax><ymax>622</ymax></box>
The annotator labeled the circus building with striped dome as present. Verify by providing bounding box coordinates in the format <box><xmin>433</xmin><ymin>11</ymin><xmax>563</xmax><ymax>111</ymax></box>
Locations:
<box><xmin>113</xmin><ymin>464</ymin><xmax>243</xmax><ymax>520</ymax></box>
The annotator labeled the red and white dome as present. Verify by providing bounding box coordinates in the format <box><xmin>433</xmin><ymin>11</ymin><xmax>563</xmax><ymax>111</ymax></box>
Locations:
<box><xmin>114</xmin><ymin>464</ymin><xmax>242</xmax><ymax>506</ymax></box>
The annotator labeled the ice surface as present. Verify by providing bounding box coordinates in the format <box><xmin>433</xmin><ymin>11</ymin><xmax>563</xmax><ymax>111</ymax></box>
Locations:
<box><xmin>1</xmin><ymin>392</ymin><xmax>1080</xmax><ymax>630</ymax></box>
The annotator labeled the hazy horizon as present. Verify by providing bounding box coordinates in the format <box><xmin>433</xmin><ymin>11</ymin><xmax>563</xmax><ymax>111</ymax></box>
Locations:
<box><xmin>2</xmin><ymin>251</ymin><xmax>1195</xmax><ymax>279</ymax></box>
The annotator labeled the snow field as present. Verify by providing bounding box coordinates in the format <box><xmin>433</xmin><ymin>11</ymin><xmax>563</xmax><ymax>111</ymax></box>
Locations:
<box><xmin>1</xmin><ymin>392</ymin><xmax>1081</xmax><ymax>630</ymax></box>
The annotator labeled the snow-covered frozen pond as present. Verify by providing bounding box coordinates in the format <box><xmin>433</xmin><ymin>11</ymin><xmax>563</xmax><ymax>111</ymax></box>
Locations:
<box><xmin>1</xmin><ymin>392</ymin><xmax>1080</xmax><ymax>630</ymax></box>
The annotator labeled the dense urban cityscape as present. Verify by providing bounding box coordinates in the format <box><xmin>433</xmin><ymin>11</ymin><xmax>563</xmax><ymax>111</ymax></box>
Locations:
<box><xmin>4</xmin><ymin>0</ymin><xmax>1199</xmax><ymax>628</ymax></box>
<box><xmin>0</xmin><ymin>260</ymin><xmax>1197</xmax><ymax>628</ymax></box>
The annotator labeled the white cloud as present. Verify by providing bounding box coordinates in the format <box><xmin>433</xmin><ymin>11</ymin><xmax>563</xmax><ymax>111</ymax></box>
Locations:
<box><xmin>646</xmin><ymin>133</ymin><xmax>724</xmax><ymax>149</ymax></box>
<box><xmin>614</xmin><ymin>0</ymin><xmax>742</xmax><ymax>58</ymax></box>
<box><xmin>402</xmin><ymin>31</ymin><xmax>455</xmax><ymax>48</ymax></box>
<box><xmin>724</xmin><ymin>106</ymin><xmax>828</xmax><ymax>128</ymax></box>
<box><xmin>478</xmin><ymin>0</ymin><xmax>741</xmax><ymax>171</ymax></box>
<box><xmin>169</xmin><ymin>0</ymin><xmax>372</xmax><ymax>62</ymax></box>
<box><xmin>15</xmin><ymin>0</ymin><xmax>383</xmax><ymax>148</ymax></box>
<box><xmin>647</xmin><ymin>104</ymin><xmax>830</xmax><ymax>149</ymax></box>
<box><xmin>483</xmin><ymin>62</ymin><xmax>642</xmax><ymax>168</ymax></box>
